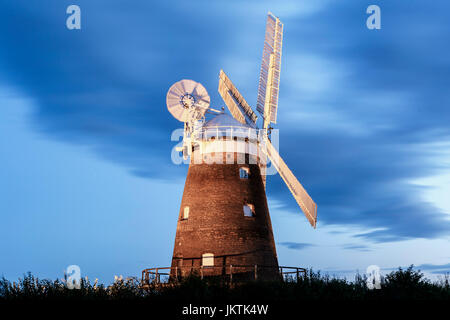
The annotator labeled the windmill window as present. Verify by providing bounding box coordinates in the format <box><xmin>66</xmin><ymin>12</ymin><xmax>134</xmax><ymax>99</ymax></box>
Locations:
<box><xmin>239</xmin><ymin>167</ymin><xmax>250</xmax><ymax>179</ymax></box>
<box><xmin>202</xmin><ymin>253</ymin><xmax>214</xmax><ymax>267</ymax></box>
<box><xmin>183</xmin><ymin>206</ymin><xmax>189</xmax><ymax>219</ymax></box>
<box><xmin>243</xmin><ymin>204</ymin><xmax>255</xmax><ymax>217</ymax></box>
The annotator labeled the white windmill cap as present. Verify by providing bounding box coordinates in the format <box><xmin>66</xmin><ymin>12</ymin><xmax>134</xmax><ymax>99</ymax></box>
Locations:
<box><xmin>203</xmin><ymin>113</ymin><xmax>252</xmax><ymax>129</ymax></box>
<box><xmin>202</xmin><ymin>113</ymin><xmax>255</xmax><ymax>140</ymax></box>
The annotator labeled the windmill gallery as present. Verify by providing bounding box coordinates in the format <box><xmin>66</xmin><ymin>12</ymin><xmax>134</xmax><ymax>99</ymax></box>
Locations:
<box><xmin>142</xmin><ymin>12</ymin><xmax>318</xmax><ymax>283</ymax></box>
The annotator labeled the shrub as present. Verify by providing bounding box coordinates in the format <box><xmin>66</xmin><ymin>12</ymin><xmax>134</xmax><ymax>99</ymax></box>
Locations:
<box><xmin>1</xmin><ymin>266</ymin><xmax>449</xmax><ymax>302</ymax></box>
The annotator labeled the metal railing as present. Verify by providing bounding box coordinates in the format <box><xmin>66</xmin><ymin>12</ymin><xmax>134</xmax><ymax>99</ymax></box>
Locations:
<box><xmin>141</xmin><ymin>265</ymin><xmax>306</xmax><ymax>286</ymax></box>
<box><xmin>193</xmin><ymin>127</ymin><xmax>262</xmax><ymax>142</ymax></box>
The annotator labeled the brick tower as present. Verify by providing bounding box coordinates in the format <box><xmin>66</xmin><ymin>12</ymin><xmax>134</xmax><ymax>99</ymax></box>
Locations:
<box><xmin>170</xmin><ymin>113</ymin><xmax>279</xmax><ymax>280</ymax></box>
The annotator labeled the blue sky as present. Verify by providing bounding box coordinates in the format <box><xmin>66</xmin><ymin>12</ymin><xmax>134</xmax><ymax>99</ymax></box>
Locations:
<box><xmin>0</xmin><ymin>0</ymin><xmax>449</xmax><ymax>283</ymax></box>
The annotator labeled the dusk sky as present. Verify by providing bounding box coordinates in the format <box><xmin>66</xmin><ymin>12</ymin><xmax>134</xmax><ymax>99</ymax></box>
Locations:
<box><xmin>1</xmin><ymin>0</ymin><xmax>449</xmax><ymax>283</ymax></box>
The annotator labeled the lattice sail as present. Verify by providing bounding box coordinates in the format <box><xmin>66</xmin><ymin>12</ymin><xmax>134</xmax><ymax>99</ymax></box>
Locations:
<box><xmin>261</xmin><ymin>138</ymin><xmax>317</xmax><ymax>228</ymax></box>
<box><xmin>256</xmin><ymin>12</ymin><xmax>283</xmax><ymax>126</ymax></box>
<box><xmin>218</xmin><ymin>70</ymin><xmax>258</xmax><ymax>126</ymax></box>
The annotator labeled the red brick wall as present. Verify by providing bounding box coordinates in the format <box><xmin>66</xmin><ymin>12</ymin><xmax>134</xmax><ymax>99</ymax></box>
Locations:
<box><xmin>170</xmin><ymin>151</ymin><xmax>279</xmax><ymax>278</ymax></box>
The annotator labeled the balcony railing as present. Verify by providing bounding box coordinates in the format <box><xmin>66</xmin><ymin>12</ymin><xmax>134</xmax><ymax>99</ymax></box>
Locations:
<box><xmin>192</xmin><ymin>126</ymin><xmax>262</xmax><ymax>142</ymax></box>
<box><xmin>141</xmin><ymin>265</ymin><xmax>306</xmax><ymax>286</ymax></box>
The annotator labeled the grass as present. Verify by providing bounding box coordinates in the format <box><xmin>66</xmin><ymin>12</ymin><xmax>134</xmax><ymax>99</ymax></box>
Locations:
<box><xmin>1</xmin><ymin>265</ymin><xmax>449</xmax><ymax>302</ymax></box>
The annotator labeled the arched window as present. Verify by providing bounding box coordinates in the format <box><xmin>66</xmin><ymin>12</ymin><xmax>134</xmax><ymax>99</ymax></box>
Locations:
<box><xmin>243</xmin><ymin>204</ymin><xmax>255</xmax><ymax>217</ymax></box>
<box><xmin>202</xmin><ymin>253</ymin><xmax>214</xmax><ymax>267</ymax></box>
<box><xmin>183</xmin><ymin>206</ymin><xmax>189</xmax><ymax>219</ymax></box>
<box><xmin>239</xmin><ymin>167</ymin><xmax>250</xmax><ymax>179</ymax></box>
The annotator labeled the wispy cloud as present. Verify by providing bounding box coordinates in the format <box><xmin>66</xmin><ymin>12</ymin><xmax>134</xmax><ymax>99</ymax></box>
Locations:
<box><xmin>279</xmin><ymin>242</ymin><xmax>315</xmax><ymax>251</ymax></box>
<box><xmin>416</xmin><ymin>263</ymin><xmax>450</xmax><ymax>274</ymax></box>
<box><xmin>342</xmin><ymin>244</ymin><xmax>371</xmax><ymax>252</ymax></box>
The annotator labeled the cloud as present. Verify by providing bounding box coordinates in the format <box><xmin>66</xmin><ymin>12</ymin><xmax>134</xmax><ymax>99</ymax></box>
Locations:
<box><xmin>378</xmin><ymin>263</ymin><xmax>450</xmax><ymax>276</ymax></box>
<box><xmin>279</xmin><ymin>242</ymin><xmax>315</xmax><ymax>251</ymax></box>
<box><xmin>263</xmin><ymin>0</ymin><xmax>450</xmax><ymax>242</ymax></box>
<box><xmin>342</xmin><ymin>244</ymin><xmax>371</xmax><ymax>252</ymax></box>
<box><xmin>1</xmin><ymin>1</ymin><xmax>450</xmax><ymax>244</ymax></box>
<box><xmin>416</xmin><ymin>263</ymin><xmax>450</xmax><ymax>274</ymax></box>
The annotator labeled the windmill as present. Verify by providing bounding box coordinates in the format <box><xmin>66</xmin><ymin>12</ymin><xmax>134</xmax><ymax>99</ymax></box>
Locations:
<box><xmin>165</xmin><ymin>12</ymin><xmax>317</xmax><ymax>280</ymax></box>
